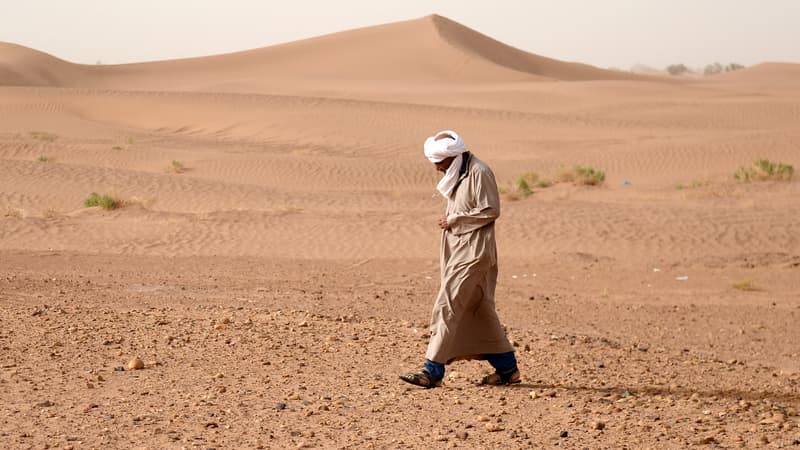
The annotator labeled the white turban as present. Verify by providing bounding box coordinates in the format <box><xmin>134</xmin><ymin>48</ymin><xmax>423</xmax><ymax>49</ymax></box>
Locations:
<box><xmin>423</xmin><ymin>130</ymin><xmax>468</xmax><ymax>198</ymax></box>
<box><xmin>423</xmin><ymin>130</ymin><xmax>466</xmax><ymax>163</ymax></box>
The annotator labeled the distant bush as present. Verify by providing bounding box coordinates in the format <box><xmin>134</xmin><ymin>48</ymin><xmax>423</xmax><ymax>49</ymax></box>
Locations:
<box><xmin>84</xmin><ymin>192</ymin><xmax>120</xmax><ymax>210</ymax></box>
<box><xmin>37</xmin><ymin>155</ymin><xmax>49</xmax><ymax>162</ymax></box>
<box><xmin>734</xmin><ymin>159</ymin><xmax>793</xmax><ymax>182</ymax></box>
<box><xmin>666</xmin><ymin>64</ymin><xmax>690</xmax><ymax>76</ymax></box>
<box><xmin>704</xmin><ymin>62</ymin><xmax>745</xmax><ymax>76</ymax></box>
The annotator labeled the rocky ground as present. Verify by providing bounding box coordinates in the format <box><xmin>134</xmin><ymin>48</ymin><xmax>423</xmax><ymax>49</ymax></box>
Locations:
<box><xmin>1</xmin><ymin>252</ymin><xmax>799</xmax><ymax>449</ymax></box>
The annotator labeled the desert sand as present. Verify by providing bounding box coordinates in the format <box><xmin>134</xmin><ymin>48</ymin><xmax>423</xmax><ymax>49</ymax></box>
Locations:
<box><xmin>1</xmin><ymin>14</ymin><xmax>799</xmax><ymax>449</ymax></box>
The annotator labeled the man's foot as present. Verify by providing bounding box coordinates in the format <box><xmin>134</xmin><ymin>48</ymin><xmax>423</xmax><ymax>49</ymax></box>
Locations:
<box><xmin>480</xmin><ymin>367</ymin><xmax>521</xmax><ymax>386</ymax></box>
<box><xmin>399</xmin><ymin>369</ymin><xmax>442</xmax><ymax>389</ymax></box>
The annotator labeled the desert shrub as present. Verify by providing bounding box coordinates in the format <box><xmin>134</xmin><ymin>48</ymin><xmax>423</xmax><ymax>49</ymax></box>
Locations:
<box><xmin>37</xmin><ymin>155</ymin><xmax>49</xmax><ymax>162</ymax></box>
<box><xmin>84</xmin><ymin>192</ymin><xmax>120</xmax><ymax>210</ymax></box>
<box><xmin>516</xmin><ymin>177</ymin><xmax>532</xmax><ymax>197</ymax></box>
<box><xmin>574</xmin><ymin>166</ymin><xmax>606</xmax><ymax>185</ymax></box>
<box><xmin>29</xmin><ymin>131</ymin><xmax>57</xmax><ymax>142</ymax></box>
<box><xmin>556</xmin><ymin>165</ymin><xmax>605</xmax><ymax>186</ymax></box>
<box><xmin>725</xmin><ymin>63</ymin><xmax>745</xmax><ymax>72</ymax></box>
<box><xmin>734</xmin><ymin>159</ymin><xmax>793</xmax><ymax>182</ymax></box>
<box><xmin>730</xmin><ymin>279</ymin><xmax>757</xmax><ymax>291</ymax></box>
<box><xmin>168</xmin><ymin>160</ymin><xmax>185</xmax><ymax>173</ymax></box>
<box><xmin>111</xmin><ymin>145</ymin><xmax>123</xmax><ymax>151</ymax></box>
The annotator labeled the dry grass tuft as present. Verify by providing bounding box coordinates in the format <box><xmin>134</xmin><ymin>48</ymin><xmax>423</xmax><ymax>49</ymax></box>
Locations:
<box><xmin>730</xmin><ymin>279</ymin><xmax>758</xmax><ymax>291</ymax></box>
<box><xmin>168</xmin><ymin>160</ymin><xmax>186</xmax><ymax>174</ymax></box>
<box><xmin>734</xmin><ymin>159</ymin><xmax>793</xmax><ymax>183</ymax></box>
<box><xmin>29</xmin><ymin>131</ymin><xmax>57</xmax><ymax>142</ymax></box>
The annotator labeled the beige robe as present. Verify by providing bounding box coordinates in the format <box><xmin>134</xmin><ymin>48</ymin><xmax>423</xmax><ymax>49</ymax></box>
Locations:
<box><xmin>426</xmin><ymin>154</ymin><xmax>514</xmax><ymax>364</ymax></box>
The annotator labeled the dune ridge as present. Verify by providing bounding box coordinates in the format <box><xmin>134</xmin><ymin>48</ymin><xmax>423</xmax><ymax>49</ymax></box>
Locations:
<box><xmin>1</xmin><ymin>15</ymin><xmax>653</xmax><ymax>92</ymax></box>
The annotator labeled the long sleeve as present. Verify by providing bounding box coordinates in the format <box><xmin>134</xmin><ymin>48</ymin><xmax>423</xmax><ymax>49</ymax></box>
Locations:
<box><xmin>446</xmin><ymin>164</ymin><xmax>500</xmax><ymax>236</ymax></box>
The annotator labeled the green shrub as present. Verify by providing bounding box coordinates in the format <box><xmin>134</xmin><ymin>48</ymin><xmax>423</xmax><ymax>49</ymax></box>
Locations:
<box><xmin>84</xmin><ymin>192</ymin><xmax>120</xmax><ymax>210</ymax></box>
<box><xmin>37</xmin><ymin>155</ymin><xmax>49</xmax><ymax>162</ymax></box>
<box><xmin>515</xmin><ymin>177</ymin><xmax>532</xmax><ymax>197</ymax></box>
<box><xmin>574</xmin><ymin>166</ymin><xmax>606</xmax><ymax>186</ymax></box>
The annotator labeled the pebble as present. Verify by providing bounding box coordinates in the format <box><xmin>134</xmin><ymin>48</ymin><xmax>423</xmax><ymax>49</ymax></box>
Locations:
<box><xmin>697</xmin><ymin>436</ymin><xmax>718</xmax><ymax>445</ymax></box>
<box><xmin>477</xmin><ymin>415</ymin><xmax>490</xmax><ymax>422</ymax></box>
<box><xmin>592</xmin><ymin>421</ymin><xmax>606</xmax><ymax>430</ymax></box>
<box><xmin>485</xmin><ymin>423</ymin><xmax>503</xmax><ymax>432</ymax></box>
<box><xmin>275</xmin><ymin>403</ymin><xmax>287</xmax><ymax>411</ymax></box>
<box><xmin>127</xmin><ymin>357</ymin><xmax>144</xmax><ymax>370</ymax></box>
<box><xmin>560</xmin><ymin>431</ymin><xmax>568</xmax><ymax>438</ymax></box>
<box><xmin>455</xmin><ymin>431</ymin><xmax>468</xmax><ymax>440</ymax></box>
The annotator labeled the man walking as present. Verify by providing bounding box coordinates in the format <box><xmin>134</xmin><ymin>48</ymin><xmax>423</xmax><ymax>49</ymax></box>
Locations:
<box><xmin>400</xmin><ymin>130</ymin><xmax>520</xmax><ymax>389</ymax></box>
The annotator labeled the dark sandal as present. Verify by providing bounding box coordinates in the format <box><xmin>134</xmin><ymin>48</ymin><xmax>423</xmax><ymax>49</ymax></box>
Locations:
<box><xmin>399</xmin><ymin>370</ymin><xmax>442</xmax><ymax>389</ymax></box>
<box><xmin>480</xmin><ymin>367</ymin><xmax>521</xmax><ymax>386</ymax></box>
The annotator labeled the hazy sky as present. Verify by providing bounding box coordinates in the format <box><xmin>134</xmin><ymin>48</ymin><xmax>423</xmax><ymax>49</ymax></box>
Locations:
<box><xmin>2</xmin><ymin>0</ymin><xmax>798</xmax><ymax>69</ymax></box>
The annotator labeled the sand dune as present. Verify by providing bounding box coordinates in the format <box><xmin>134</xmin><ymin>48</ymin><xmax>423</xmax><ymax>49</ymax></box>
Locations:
<box><xmin>712</xmin><ymin>62</ymin><xmax>800</xmax><ymax>85</ymax></box>
<box><xmin>1</xmin><ymin>15</ymin><xmax>649</xmax><ymax>93</ymax></box>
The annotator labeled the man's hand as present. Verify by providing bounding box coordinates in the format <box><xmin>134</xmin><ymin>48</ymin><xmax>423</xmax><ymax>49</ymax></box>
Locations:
<box><xmin>438</xmin><ymin>216</ymin><xmax>450</xmax><ymax>231</ymax></box>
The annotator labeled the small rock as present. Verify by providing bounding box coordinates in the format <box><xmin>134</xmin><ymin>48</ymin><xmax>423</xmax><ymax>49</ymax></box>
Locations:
<box><xmin>127</xmin><ymin>357</ymin><xmax>144</xmax><ymax>371</ymax></box>
<box><xmin>455</xmin><ymin>431</ymin><xmax>468</xmax><ymax>440</ymax></box>
<box><xmin>529</xmin><ymin>391</ymin><xmax>538</xmax><ymax>399</ymax></box>
<box><xmin>216</xmin><ymin>386</ymin><xmax>226</xmax><ymax>394</ymax></box>
<box><xmin>35</xmin><ymin>400</ymin><xmax>55</xmax><ymax>408</ymax></box>
<box><xmin>592</xmin><ymin>421</ymin><xmax>606</xmax><ymax>430</ymax></box>
<box><xmin>697</xmin><ymin>436</ymin><xmax>718</xmax><ymax>445</ymax></box>
<box><xmin>213</xmin><ymin>373</ymin><xmax>224</xmax><ymax>379</ymax></box>
<box><xmin>275</xmin><ymin>403</ymin><xmax>286</xmax><ymax>410</ymax></box>
<box><xmin>477</xmin><ymin>415</ymin><xmax>490</xmax><ymax>422</ymax></box>
<box><xmin>221</xmin><ymin>317</ymin><xmax>231</xmax><ymax>324</ymax></box>
<box><xmin>97</xmin><ymin>375</ymin><xmax>105</xmax><ymax>382</ymax></box>
<box><xmin>559</xmin><ymin>431</ymin><xmax>568</xmax><ymax>438</ymax></box>
<box><xmin>298</xmin><ymin>321</ymin><xmax>308</xmax><ymax>327</ymax></box>
<box><xmin>114</xmin><ymin>366</ymin><xmax>125</xmax><ymax>372</ymax></box>
<box><xmin>287</xmin><ymin>393</ymin><xmax>301</xmax><ymax>400</ymax></box>
<box><xmin>485</xmin><ymin>423</ymin><xmax>503</xmax><ymax>432</ymax></box>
